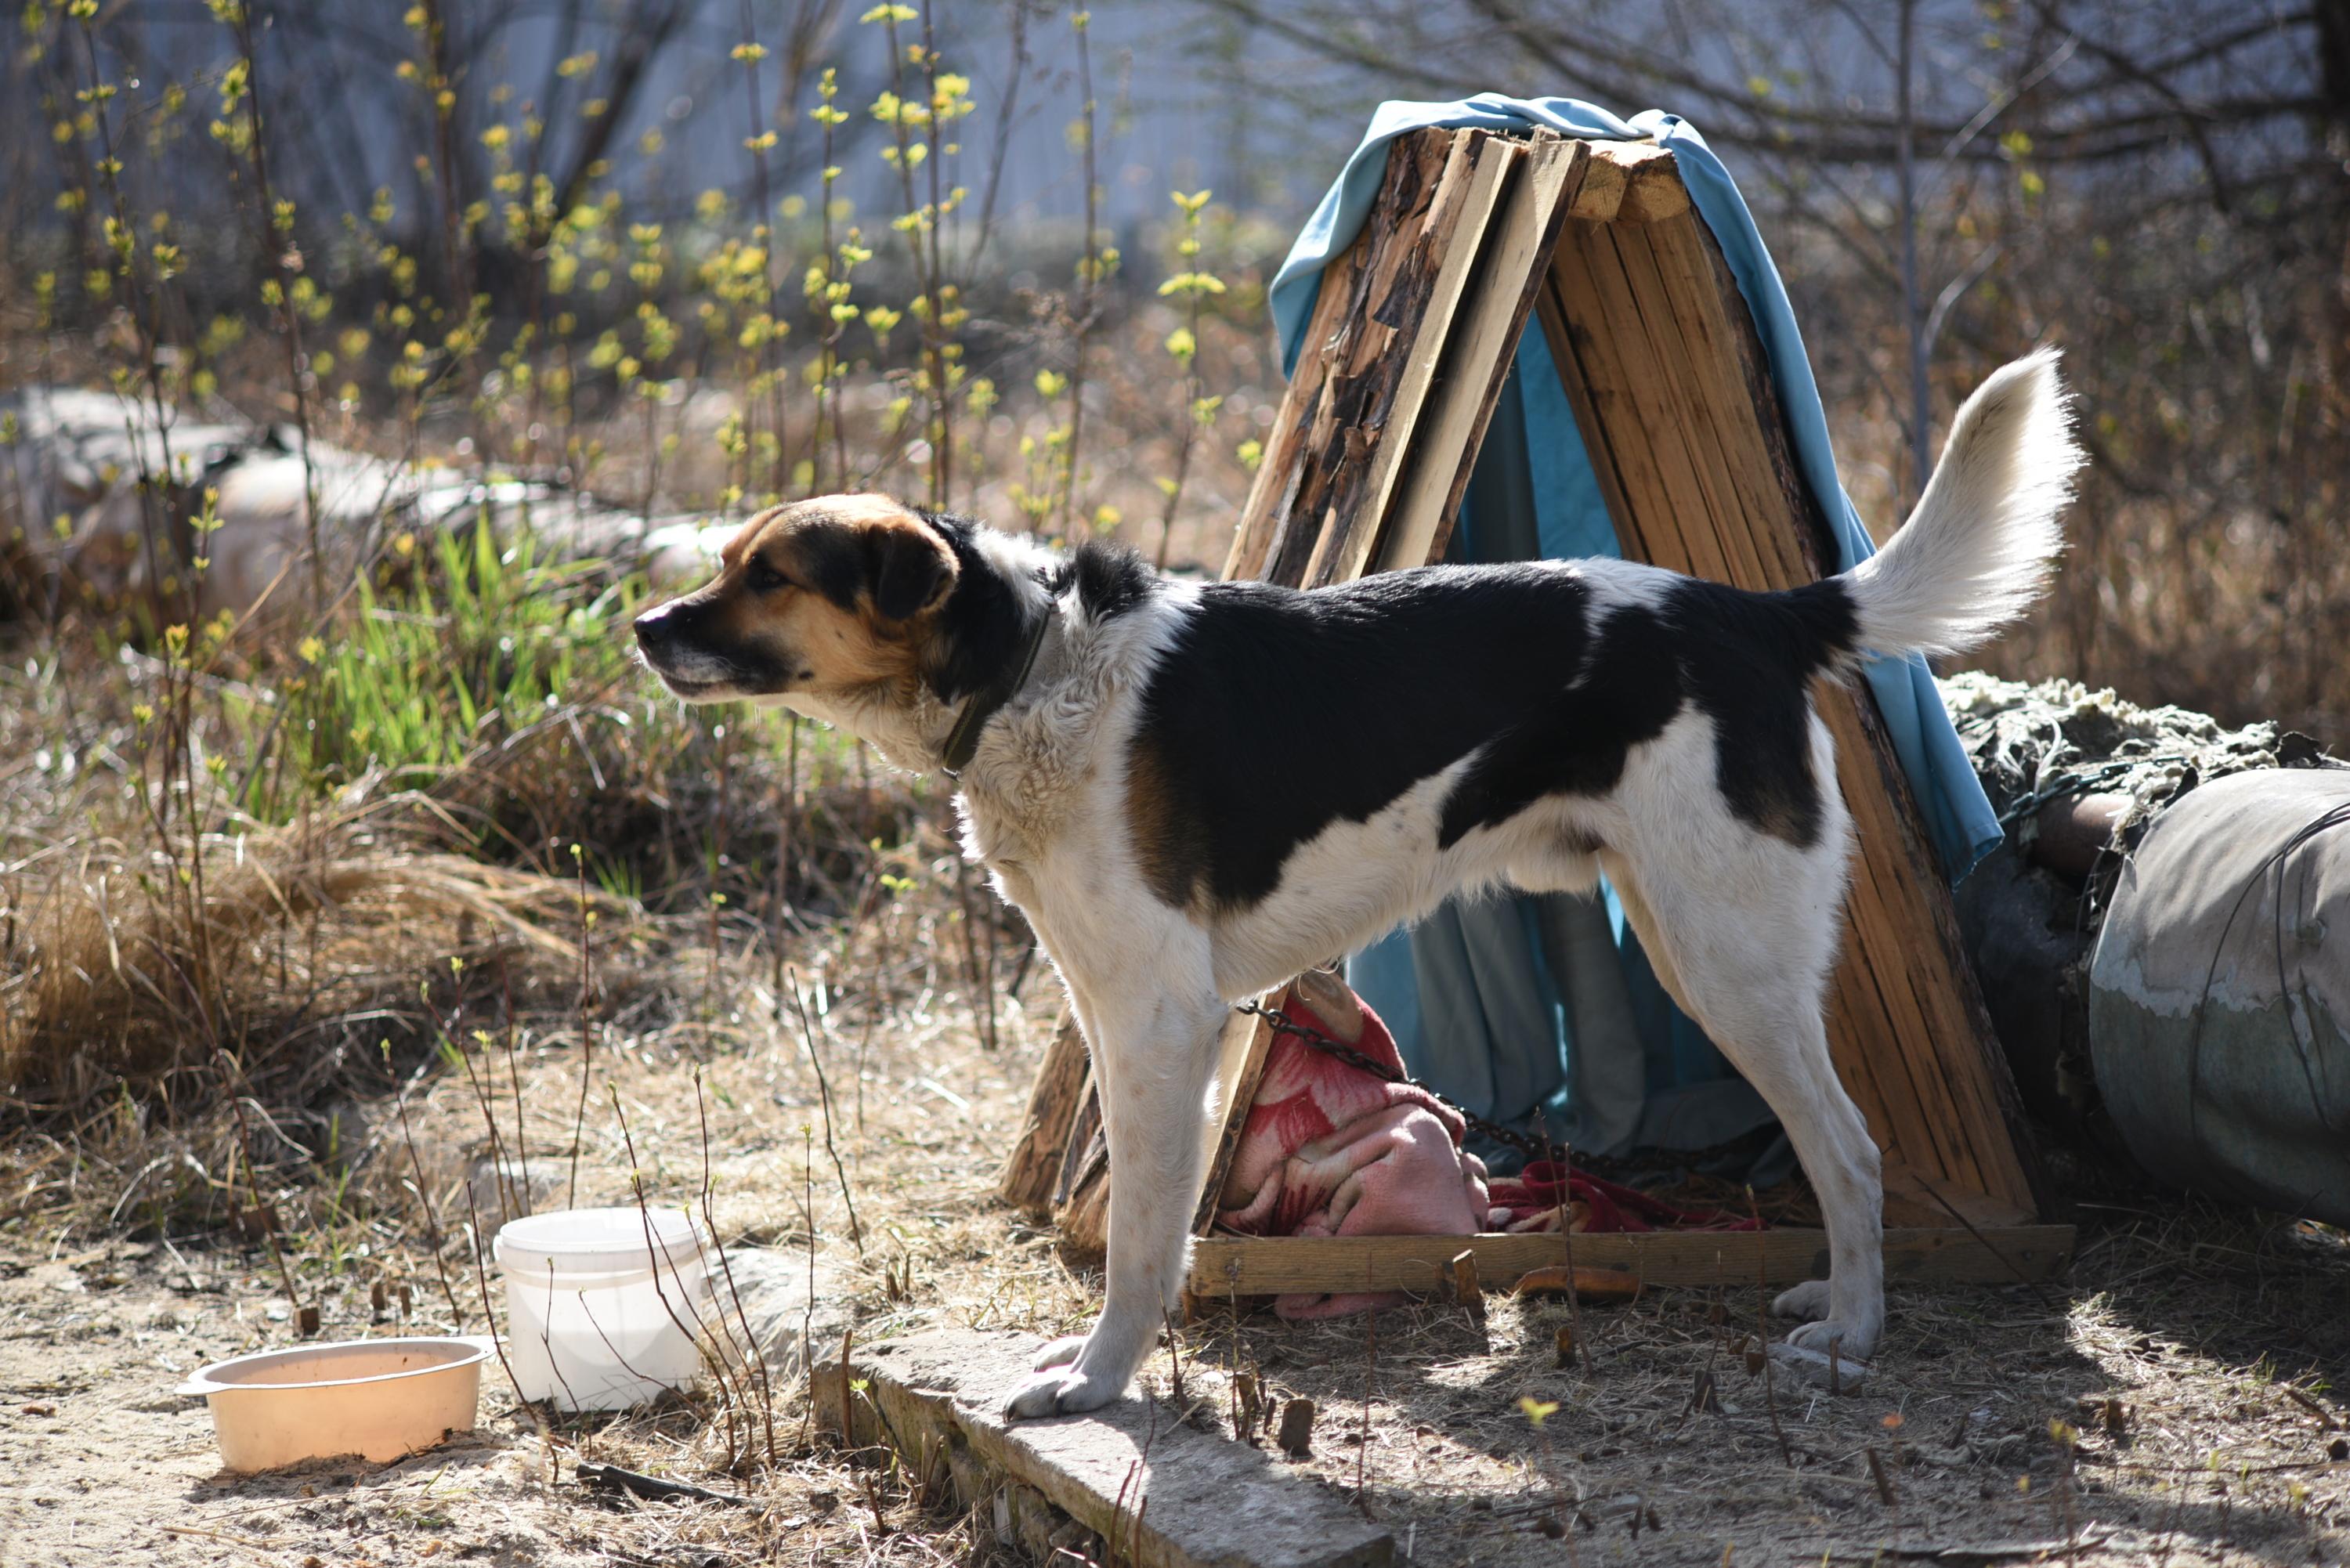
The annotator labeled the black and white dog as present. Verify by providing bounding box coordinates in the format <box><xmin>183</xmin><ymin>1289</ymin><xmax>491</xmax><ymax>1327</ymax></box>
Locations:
<box><xmin>636</xmin><ymin>351</ymin><xmax>2080</xmax><ymax>1417</ymax></box>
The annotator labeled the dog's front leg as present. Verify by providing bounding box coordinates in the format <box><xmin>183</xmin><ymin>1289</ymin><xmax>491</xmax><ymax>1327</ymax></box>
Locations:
<box><xmin>1006</xmin><ymin>974</ymin><xmax>1226</xmax><ymax>1418</ymax></box>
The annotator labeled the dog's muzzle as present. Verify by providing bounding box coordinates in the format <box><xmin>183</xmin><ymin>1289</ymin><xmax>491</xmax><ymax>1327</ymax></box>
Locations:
<box><xmin>634</xmin><ymin>600</ymin><xmax>740</xmax><ymax>699</ymax></box>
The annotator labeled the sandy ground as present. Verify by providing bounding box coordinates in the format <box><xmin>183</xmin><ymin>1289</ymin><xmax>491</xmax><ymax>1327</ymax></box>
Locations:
<box><xmin>4</xmin><ymin>970</ymin><xmax>2348</xmax><ymax>1567</ymax></box>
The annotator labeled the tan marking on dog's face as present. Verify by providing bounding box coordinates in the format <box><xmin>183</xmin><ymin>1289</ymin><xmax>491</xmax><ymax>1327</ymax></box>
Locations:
<box><xmin>633</xmin><ymin>494</ymin><xmax>958</xmax><ymax>706</ymax></box>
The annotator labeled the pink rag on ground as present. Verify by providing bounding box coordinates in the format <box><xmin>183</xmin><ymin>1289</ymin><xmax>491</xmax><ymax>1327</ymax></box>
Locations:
<box><xmin>1211</xmin><ymin>982</ymin><xmax>1767</xmax><ymax>1320</ymax></box>
<box><xmin>1214</xmin><ymin>987</ymin><xmax>1490</xmax><ymax>1320</ymax></box>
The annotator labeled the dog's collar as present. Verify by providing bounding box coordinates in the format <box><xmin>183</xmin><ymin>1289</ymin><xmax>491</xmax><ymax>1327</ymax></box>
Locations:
<box><xmin>940</xmin><ymin>602</ymin><xmax>1057</xmax><ymax>775</ymax></box>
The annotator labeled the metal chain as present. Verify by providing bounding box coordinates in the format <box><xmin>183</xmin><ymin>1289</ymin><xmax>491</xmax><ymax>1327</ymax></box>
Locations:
<box><xmin>1233</xmin><ymin>999</ymin><xmax>1773</xmax><ymax>1179</ymax></box>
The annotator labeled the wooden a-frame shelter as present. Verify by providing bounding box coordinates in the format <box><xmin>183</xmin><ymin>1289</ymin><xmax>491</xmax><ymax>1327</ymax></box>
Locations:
<box><xmin>1000</xmin><ymin>127</ymin><xmax>2073</xmax><ymax>1302</ymax></box>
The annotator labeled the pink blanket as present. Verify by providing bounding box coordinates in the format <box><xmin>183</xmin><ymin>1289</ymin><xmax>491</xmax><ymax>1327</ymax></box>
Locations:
<box><xmin>1214</xmin><ymin>978</ymin><xmax>1490</xmax><ymax>1319</ymax></box>
<box><xmin>1213</xmin><ymin>976</ymin><xmax>1764</xmax><ymax>1319</ymax></box>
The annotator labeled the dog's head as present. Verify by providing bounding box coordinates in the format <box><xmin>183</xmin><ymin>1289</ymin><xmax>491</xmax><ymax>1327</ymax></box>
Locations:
<box><xmin>634</xmin><ymin>494</ymin><xmax>961</xmax><ymax>708</ymax></box>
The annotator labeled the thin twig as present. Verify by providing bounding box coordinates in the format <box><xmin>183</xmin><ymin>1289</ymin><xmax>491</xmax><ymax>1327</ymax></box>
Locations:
<box><xmin>786</xmin><ymin>964</ymin><xmax>863</xmax><ymax>1255</ymax></box>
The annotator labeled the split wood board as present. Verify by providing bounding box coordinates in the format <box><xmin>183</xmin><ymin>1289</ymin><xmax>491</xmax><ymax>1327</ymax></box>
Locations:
<box><xmin>1041</xmin><ymin>1003</ymin><xmax>1278</xmax><ymax>1254</ymax></box>
<box><xmin>815</xmin><ymin>1329</ymin><xmax>1393</xmax><ymax>1568</ymax></box>
<box><xmin>1224</xmin><ymin>129</ymin><xmax>1626</xmax><ymax>590</ymax></box>
<box><xmin>996</xmin><ymin>1013</ymin><xmax>1090</xmax><ymax>1216</ymax></box>
<box><xmin>1186</xmin><ymin>1225</ymin><xmax>2075</xmax><ymax>1301</ymax></box>
<box><xmin>1533</xmin><ymin>179</ymin><xmax>2044</xmax><ymax>1218</ymax></box>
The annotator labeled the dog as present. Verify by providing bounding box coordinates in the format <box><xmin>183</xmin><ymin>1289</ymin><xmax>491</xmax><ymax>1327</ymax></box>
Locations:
<box><xmin>635</xmin><ymin>350</ymin><xmax>2081</xmax><ymax>1417</ymax></box>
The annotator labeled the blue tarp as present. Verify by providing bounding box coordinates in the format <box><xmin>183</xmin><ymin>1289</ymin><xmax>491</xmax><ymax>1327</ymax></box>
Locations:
<box><xmin>1267</xmin><ymin>95</ymin><xmax>2005</xmax><ymax>1164</ymax></box>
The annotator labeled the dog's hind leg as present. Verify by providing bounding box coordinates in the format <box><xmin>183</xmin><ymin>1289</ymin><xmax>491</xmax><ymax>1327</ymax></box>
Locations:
<box><xmin>1603</xmin><ymin>840</ymin><xmax>1885</xmax><ymax>1365</ymax></box>
<box><xmin>1005</xmin><ymin>953</ymin><xmax>1227</xmax><ymax>1418</ymax></box>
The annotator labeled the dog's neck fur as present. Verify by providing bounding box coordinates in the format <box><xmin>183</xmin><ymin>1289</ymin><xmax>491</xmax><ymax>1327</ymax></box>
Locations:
<box><xmin>779</xmin><ymin>521</ymin><xmax>1084</xmax><ymax>776</ymax></box>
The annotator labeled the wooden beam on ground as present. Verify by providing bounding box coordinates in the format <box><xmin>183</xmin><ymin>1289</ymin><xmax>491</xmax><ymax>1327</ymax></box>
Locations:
<box><xmin>815</xmin><ymin>1330</ymin><xmax>1394</xmax><ymax>1568</ymax></box>
<box><xmin>1187</xmin><ymin>1226</ymin><xmax>2075</xmax><ymax>1302</ymax></box>
<box><xmin>1535</xmin><ymin>179</ymin><xmax>2048</xmax><ymax>1219</ymax></box>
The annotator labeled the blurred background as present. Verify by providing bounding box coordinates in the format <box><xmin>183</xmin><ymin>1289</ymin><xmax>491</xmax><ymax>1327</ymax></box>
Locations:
<box><xmin>6</xmin><ymin>1</ymin><xmax>2345</xmax><ymax>728</ymax></box>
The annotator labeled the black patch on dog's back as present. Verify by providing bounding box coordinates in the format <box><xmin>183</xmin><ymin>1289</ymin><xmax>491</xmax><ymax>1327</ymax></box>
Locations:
<box><xmin>1130</xmin><ymin>565</ymin><xmax>1860</xmax><ymax>914</ymax></box>
<box><xmin>1131</xmin><ymin>565</ymin><xmax>1602</xmax><ymax>912</ymax></box>
<box><xmin>1664</xmin><ymin>576</ymin><xmax>1858</xmax><ymax>848</ymax></box>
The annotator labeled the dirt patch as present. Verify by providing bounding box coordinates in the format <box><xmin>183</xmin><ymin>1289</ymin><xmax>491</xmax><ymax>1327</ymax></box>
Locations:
<box><xmin>5</xmin><ymin>968</ymin><xmax>2348</xmax><ymax>1566</ymax></box>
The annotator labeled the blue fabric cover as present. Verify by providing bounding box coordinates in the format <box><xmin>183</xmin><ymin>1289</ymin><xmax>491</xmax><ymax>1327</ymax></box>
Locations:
<box><xmin>1271</xmin><ymin>95</ymin><xmax>2002</xmax><ymax>1159</ymax></box>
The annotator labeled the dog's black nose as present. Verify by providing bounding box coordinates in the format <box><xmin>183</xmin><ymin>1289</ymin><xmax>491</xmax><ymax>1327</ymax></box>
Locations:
<box><xmin>633</xmin><ymin>607</ymin><xmax>674</xmax><ymax>649</ymax></box>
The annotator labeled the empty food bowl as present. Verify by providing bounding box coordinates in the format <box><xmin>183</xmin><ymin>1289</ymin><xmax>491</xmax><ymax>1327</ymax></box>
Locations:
<box><xmin>177</xmin><ymin>1335</ymin><xmax>494</xmax><ymax>1472</ymax></box>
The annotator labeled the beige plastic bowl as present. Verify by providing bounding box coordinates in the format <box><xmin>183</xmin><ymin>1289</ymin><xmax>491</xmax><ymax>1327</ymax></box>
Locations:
<box><xmin>176</xmin><ymin>1335</ymin><xmax>494</xmax><ymax>1472</ymax></box>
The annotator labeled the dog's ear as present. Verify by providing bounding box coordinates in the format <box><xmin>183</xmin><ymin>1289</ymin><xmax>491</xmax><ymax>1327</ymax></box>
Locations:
<box><xmin>868</xmin><ymin>519</ymin><xmax>958</xmax><ymax>622</ymax></box>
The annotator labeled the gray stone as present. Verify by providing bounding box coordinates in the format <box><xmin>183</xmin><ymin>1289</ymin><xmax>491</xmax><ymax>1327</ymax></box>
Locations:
<box><xmin>711</xmin><ymin>1247</ymin><xmax>853</xmax><ymax>1381</ymax></box>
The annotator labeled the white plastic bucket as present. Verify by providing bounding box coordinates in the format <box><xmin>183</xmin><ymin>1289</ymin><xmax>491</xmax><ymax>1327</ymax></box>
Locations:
<box><xmin>493</xmin><ymin>1207</ymin><xmax>710</xmax><ymax>1411</ymax></box>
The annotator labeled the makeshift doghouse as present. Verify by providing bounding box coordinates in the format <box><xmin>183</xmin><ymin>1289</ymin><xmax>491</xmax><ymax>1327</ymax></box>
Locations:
<box><xmin>1000</xmin><ymin>121</ymin><xmax>2074</xmax><ymax>1306</ymax></box>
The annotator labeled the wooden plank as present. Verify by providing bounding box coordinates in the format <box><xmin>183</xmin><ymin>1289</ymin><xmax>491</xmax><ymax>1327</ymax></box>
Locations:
<box><xmin>1052</xmin><ymin>995</ymin><xmax>1284</xmax><ymax>1248</ymax></box>
<box><xmin>1301</xmin><ymin>132</ymin><xmax>1521</xmax><ymax>589</ymax></box>
<box><xmin>1188</xmin><ymin>1226</ymin><xmax>2075</xmax><ymax>1299</ymax></box>
<box><xmin>816</xmin><ymin>1330</ymin><xmax>1394</xmax><ymax>1568</ymax></box>
<box><xmin>1538</xmin><ymin>183</ymin><xmax>2044</xmax><ymax>1216</ymax></box>
<box><xmin>1052</xmin><ymin>1060</ymin><xmax>1110</xmax><ymax>1254</ymax></box>
<box><xmin>1190</xmin><ymin>1003</ymin><xmax>1282</xmax><ymax>1235</ymax></box>
<box><xmin>1564</xmin><ymin>140</ymin><xmax>1687</xmax><ymax>223</ymax></box>
<box><xmin>1882</xmin><ymin>1158</ymin><xmax>2036</xmax><ymax>1230</ymax></box>
<box><xmin>996</xmin><ymin>1013</ymin><xmax>1090</xmax><ymax>1215</ymax></box>
<box><xmin>1665</xmin><ymin>210</ymin><xmax>2044</xmax><ymax>1215</ymax></box>
<box><xmin>1585</xmin><ymin>223</ymin><xmax>1965</xmax><ymax>1189</ymax></box>
<box><xmin>1224</xmin><ymin>132</ymin><xmax>1454</xmax><ymax>586</ymax></box>
<box><xmin>1222</xmin><ymin>240</ymin><xmax>1361</xmax><ymax>583</ymax></box>
<box><xmin>1539</xmin><ymin>229</ymin><xmax>1958</xmax><ymax>1198</ymax></box>
<box><xmin>1375</xmin><ymin>135</ymin><xmax>1590</xmax><ymax>574</ymax></box>
<box><xmin>1274</xmin><ymin>129</ymin><xmax>1466</xmax><ymax>589</ymax></box>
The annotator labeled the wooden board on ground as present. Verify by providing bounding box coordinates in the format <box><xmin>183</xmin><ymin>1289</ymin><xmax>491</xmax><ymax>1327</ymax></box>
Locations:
<box><xmin>1185</xmin><ymin>1225</ymin><xmax>2076</xmax><ymax>1302</ymax></box>
<box><xmin>814</xmin><ymin>1329</ymin><xmax>1394</xmax><ymax>1568</ymax></box>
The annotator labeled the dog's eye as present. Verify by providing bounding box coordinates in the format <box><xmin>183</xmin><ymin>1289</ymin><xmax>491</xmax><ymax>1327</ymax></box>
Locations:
<box><xmin>746</xmin><ymin>558</ymin><xmax>791</xmax><ymax>593</ymax></box>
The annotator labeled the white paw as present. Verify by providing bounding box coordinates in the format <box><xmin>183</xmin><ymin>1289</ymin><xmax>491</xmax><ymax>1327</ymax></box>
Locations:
<box><xmin>1771</xmin><ymin>1279</ymin><xmax>1833</xmax><ymax>1322</ymax></box>
<box><xmin>1003</xmin><ymin>1364</ymin><xmax>1123</xmax><ymax>1419</ymax></box>
<box><xmin>1032</xmin><ymin>1333</ymin><xmax>1088</xmax><ymax>1371</ymax></box>
<box><xmin>1784</xmin><ymin>1316</ymin><xmax>1878</xmax><ymax>1364</ymax></box>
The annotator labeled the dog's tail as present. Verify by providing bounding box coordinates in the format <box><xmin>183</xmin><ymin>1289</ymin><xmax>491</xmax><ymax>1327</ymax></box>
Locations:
<box><xmin>1836</xmin><ymin>349</ymin><xmax>2081</xmax><ymax>659</ymax></box>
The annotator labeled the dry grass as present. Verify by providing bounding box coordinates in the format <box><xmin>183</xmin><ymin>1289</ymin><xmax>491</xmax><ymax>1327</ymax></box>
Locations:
<box><xmin>2</xmin><ymin>815</ymin><xmax>580</xmax><ymax>1101</ymax></box>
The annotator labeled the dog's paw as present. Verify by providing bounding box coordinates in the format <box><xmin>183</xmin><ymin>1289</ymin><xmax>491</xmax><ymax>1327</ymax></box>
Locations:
<box><xmin>1771</xmin><ymin>1279</ymin><xmax>1833</xmax><ymax>1323</ymax></box>
<box><xmin>1784</xmin><ymin>1316</ymin><xmax>1878</xmax><ymax>1364</ymax></box>
<box><xmin>1003</xmin><ymin>1364</ymin><xmax>1123</xmax><ymax>1420</ymax></box>
<box><xmin>1031</xmin><ymin>1333</ymin><xmax>1088</xmax><ymax>1372</ymax></box>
